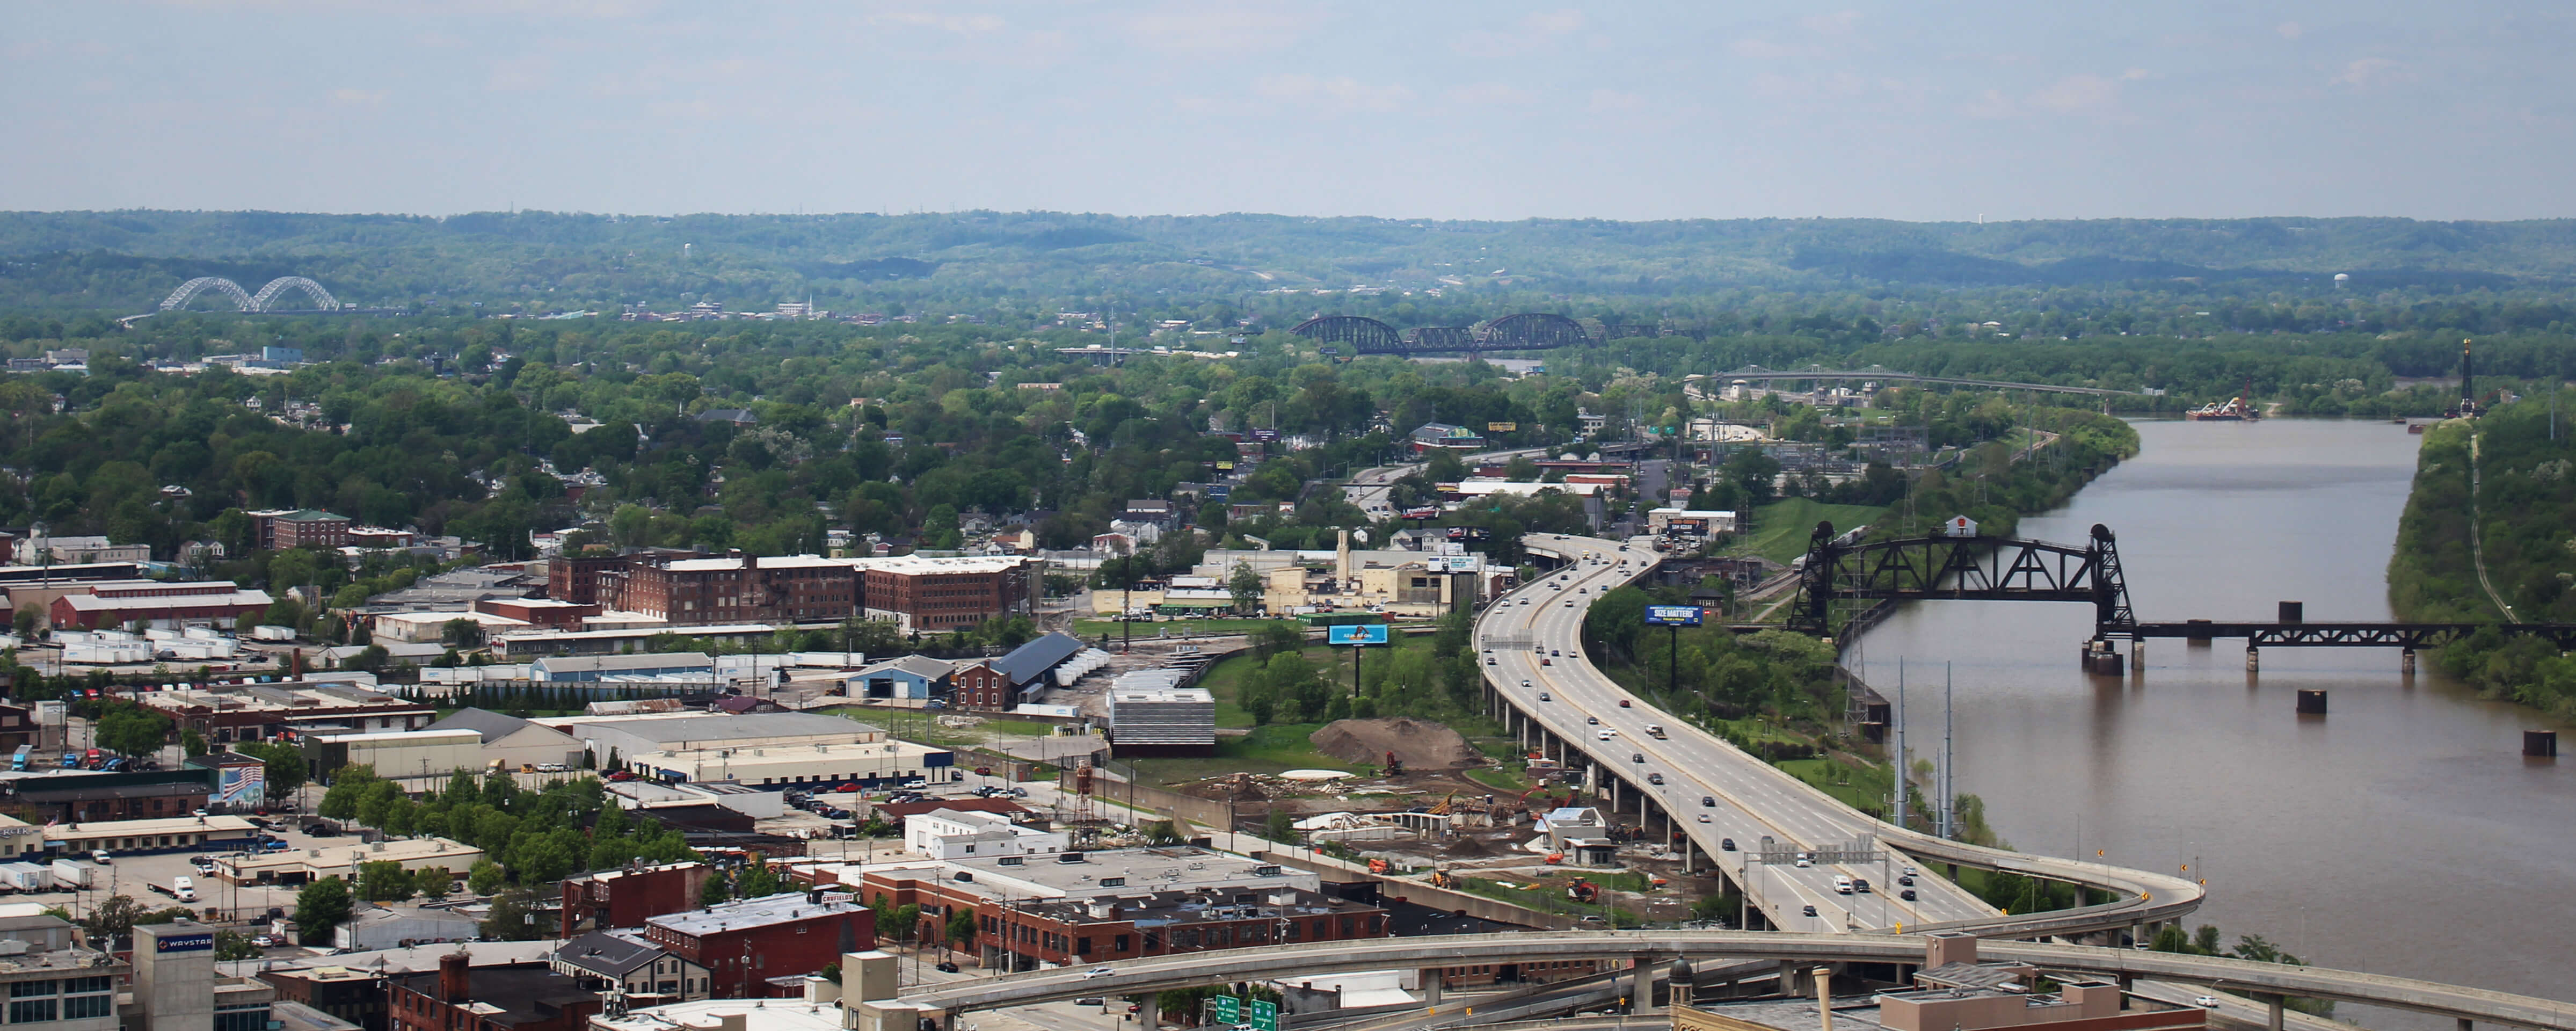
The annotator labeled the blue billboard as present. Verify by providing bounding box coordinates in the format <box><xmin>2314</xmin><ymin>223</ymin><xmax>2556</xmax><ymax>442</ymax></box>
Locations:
<box><xmin>1643</xmin><ymin>605</ymin><xmax>1704</xmax><ymax>627</ymax></box>
<box><xmin>1327</xmin><ymin>624</ymin><xmax>1391</xmax><ymax>645</ymax></box>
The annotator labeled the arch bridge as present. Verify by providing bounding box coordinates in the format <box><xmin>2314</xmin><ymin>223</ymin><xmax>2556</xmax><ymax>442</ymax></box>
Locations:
<box><xmin>159</xmin><ymin>275</ymin><xmax>341</xmax><ymax>313</ymax></box>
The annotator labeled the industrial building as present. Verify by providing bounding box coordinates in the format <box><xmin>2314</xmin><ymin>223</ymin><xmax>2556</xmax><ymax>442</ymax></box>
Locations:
<box><xmin>559</xmin><ymin>862</ymin><xmax>716</xmax><ymax>938</ymax></box>
<box><xmin>540</xmin><ymin>551</ymin><xmax>1032</xmax><ymax>633</ymax></box>
<box><xmin>42</xmin><ymin>815</ymin><xmax>259</xmax><ymax>856</ymax></box>
<box><xmin>623</xmin><ymin>739</ymin><xmax>954</xmax><ymax>790</ymax></box>
<box><xmin>841</xmin><ymin>655</ymin><xmax>954</xmax><ymax>700</ymax></box>
<box><xmin>137</xmin><ymin>683</ymin><xmax>435</xmax><ymax>745</ymax></box>
<box><xmin>48</xmin><ymin>580</ymin><xmax>274</xmax><ymax>630</ymax></box>
<box><xmin>641</xmin><ymin>892</ymin><xmax>875</xmax><ymax>998</ymax></box>
<box><xmin>306</xmin><ymin>729</ymin><xmax>482</xmax><ymax>784</ymax></box>
<box><xmin>212</xmin><ymin>836</ymin><xmax>484</xmax><ymax>885</ymax></box>
<box><xmin>901</xmin><ymin>809</ymin><xmax>1068</xmax><ymax>860</ymax></box>
<box><xmin>949</xmin><ymin>632</ymin><xmax>1086</xmax><ymax>710</ymax></box>
<box><xmin>528</xmin><ymin>653</ymin><xmax>716</xmax><ymax>683</ymax></box>
<box><xmin>537</xmin><ymin>712</ymin><xmax>887</xmax><ymax>765</ymax></box>
<box><xmin>1105</xmin><ymin>683</ymin><xmax>1216</xmax><ymax>757</ymax></box>
<box><xmin>550</xmin><ymin>930</ymin><xmax>710</xmax><ymax>1004</ymax></box>
<box><xmin>421</xmin><ymin>709</ymin><xmax>586</xmax><ymax>772</ymax></box>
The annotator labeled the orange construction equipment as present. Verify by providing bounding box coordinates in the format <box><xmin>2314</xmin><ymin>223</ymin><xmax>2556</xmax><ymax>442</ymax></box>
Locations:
<box><xmin>1566</xmin><ymin>878</ymin><xmax>1600</xmax><ymax>903</ymax></box>
<box><xmin>1545</xmin><ymin>852</ymin><xmax>1564</xmax><ymax>865</ymax></box>
<box><xmin>1367</xmin><ymin>858</ymin><xmax>1391</xmax><ymax>875</ymax></box>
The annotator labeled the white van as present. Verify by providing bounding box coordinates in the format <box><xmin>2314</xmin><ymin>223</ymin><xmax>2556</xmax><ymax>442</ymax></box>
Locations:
<box><xmin>1646</xmin><ymin>724</ymin><xmax>1666</xmax><ymax>738</ymax></box>
<box><xmin>1832</xmin><ymin>874</ymin><xmax>1854</xmax><ymax>895</ymax></box>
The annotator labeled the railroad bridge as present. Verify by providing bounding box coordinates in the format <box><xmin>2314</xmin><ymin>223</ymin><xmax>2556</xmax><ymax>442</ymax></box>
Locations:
<box><xmin>1791</xmin><ymin>520</ymin><xmax>2576</xmax><ymax>672</ymax></box>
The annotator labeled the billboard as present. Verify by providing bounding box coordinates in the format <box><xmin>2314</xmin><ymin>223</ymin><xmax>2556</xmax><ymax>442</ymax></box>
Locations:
<box><xmin>1644</xmin><ymin>605</ymin><xmax>1704</xmax><ymax>627</ymax></box>
<box><xmin>1486</xmin><ymin>422</ymin><xmax>1519</xmax><ymax>433</ymax></box>
<box><xmin>155</xmin><ymin>932</ymin><xmax>214</xmax><ymax>954</ymax></box>
<box><xmin>1327</xmin><ymin>624</ymin><xmax>1391</xmax><ymax>646</ymax></box>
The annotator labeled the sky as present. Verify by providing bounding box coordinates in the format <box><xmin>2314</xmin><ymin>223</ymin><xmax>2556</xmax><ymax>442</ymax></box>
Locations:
<box><xmin>5</xmin><ymin>1</ymin><xmax>2573</xmax><ymax>222</ymax></box>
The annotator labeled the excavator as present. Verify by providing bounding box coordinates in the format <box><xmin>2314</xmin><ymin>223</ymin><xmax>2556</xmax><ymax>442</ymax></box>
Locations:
<box><xmin>1429</xmin><ymin>862</ymin><xmax>1458</xmax><ymax>889</ymax></box>
<box><xmin>1384</xmin><ymin>751</ymin><xmax>1405</xmax><ymax>776</ymax></box>
<box><xmin>1566</xmin><ymin>878</ymin><xmax>1600</xmax><ymax>903</ymax></box>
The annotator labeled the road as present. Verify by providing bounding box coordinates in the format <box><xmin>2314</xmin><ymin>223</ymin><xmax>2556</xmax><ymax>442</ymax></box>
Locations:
<box><xmin>1341</xmin><ymin>446</ymin><xmax>1558</xmax><ymax>520</ymax></box>
<box><xmin>897</xmin><ymin>930</ymin><xmax>2576</xmax><ymax>1031</ymax></box>
<box><xmin>1482</xmin><ymin>533</ymin><xmax>2203</xmax><ymax>942</ymax></box>
<box><xmin>1481</xmin><ymin>534</ymin><xmax>1992</xmax><ymax>933</ymax></box>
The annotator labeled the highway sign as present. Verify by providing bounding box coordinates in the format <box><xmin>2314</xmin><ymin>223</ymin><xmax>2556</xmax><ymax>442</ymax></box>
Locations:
<box><xmin>1644</xmin><ymin>605</ymin><xmax>1704</xmax><ymax>627</ymax></box>
<box><xmin>1251</xmin><ymin>999</ymin><xmax>1279</xmax><ymax>1031</ymax></box>
<box><xmin>1486</xmin><ymin>421</ymin><xmax>1519</xmax><ymax>433</ymax></box>
<box><xmin>1327</xmin><ymin>624</ymin><xmax>1390</xmax><ymax>645</ymax></box>
<box><xmin>1213</xmin><ymin>996</ymin><xmax>1240</xmax><ymax>1024</ymax></box>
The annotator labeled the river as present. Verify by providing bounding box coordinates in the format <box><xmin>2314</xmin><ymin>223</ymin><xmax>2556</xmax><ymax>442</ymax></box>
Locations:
<box><xmin>1849</xmin><ymin>418</ymin><xmax>2575</xmax><ymax>1029</ymax></box>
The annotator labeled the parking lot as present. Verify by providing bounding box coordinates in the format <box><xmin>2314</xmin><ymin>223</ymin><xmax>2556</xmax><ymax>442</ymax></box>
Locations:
<box><xmin>28</xmin><ymin>818</ymin><xmax>375</xmax><ymax>942</ymax></box>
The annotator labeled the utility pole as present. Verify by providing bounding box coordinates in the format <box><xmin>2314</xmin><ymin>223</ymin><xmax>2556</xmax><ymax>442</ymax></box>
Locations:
<box><xmin>1891</xmin><ymin>659</ymin><xmax>1906</xmax><ymax>831</ymax></box>
<box><xmin>1939</xmin><ymin>662</ymin><xmax>1954</xmax><ymax>840</ymax></box>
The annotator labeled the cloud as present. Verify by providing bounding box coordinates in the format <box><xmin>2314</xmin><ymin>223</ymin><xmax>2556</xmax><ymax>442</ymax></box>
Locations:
<box><xmin>1588</xmin><ymin>89</ymin><xmax>1644</xmax><ymax>112</ymax></box>
<box><xmin>1254</xmin><ymin>73</ymin><xmax>1414</xmax><ymax>112</ymax></box>
<box><xmin>485</xmin><ymin>55</ymin><xmax>552</xmax><ymax>92</ymax></box>
<box><xmin>869</xmin><ymin>11</ymin><xmax>1005</xmax><ymax>33</ymax></box>
<box><xmin>2275</xmin><ymin>21</ymin><xmax>2305</xmax><ymax>40</ymax></box>
<box><xmin>328</xmin><ymin>88</ymin><xmax>387</xmax><ymax>106</ymax></box>
<box><xmin>2331</xmin><ymin>57</ymin><xmax>2414</xmax><ymax>90</ymax></box>
<box><xmin>1801</xmin><ymin>11</ymin><xmax>1860</xmax><ymax>35</ymax></box>
<box><xmin>1449</xmin><ymin>82</ymin><xmax>1533</xmax><ymax>106</ymax></box>
<box><xmin>2029</xmin><ymin>74</ymin><xmax>2117</xmax><ymax>112</ymax></box>
<box><xmin>1456</xmin><ymin>9</ymin><xmax>1587</xmax><ymax>57</ymax></box>
<box><xmin>1127</xmin><ymin>5</ymin><xmax>1316</xmax><ymax>53</ymax></box>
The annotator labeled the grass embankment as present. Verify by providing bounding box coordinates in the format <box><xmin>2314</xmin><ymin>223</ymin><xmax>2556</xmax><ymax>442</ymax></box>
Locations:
<box><xmin>1072</xmin><ymin>617</ymin><xmax>1310</xmax><ymax>639</ymax></box>
<box><xmin>1738</xmin><ymin>498</ymin><xmax>1890</xmax><ymax>564</ymax></box>
<box><xmin>1124</xmin><ymin>723</ymin><xmax>1340</xmax><ymax>782</ymax></box>
<box><xmin>2388</xmin><ymin>408</ymin><xmax>2576</xmax><ymax>718</ymax></box>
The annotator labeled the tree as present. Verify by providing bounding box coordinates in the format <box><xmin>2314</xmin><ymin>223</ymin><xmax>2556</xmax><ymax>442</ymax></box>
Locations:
<box><xmin>295</xmin><ymin>877</ymin><xmax>353</xmax><ymax>944</ymax></box>
<box><xmin>467</xmin><ymin>860</ymin><xmax>506</xmax><ymax>895</ymax></box>
<box><xmin>214</xmin><ymin>931</ymin><xmax>263</xmax><ymax>961</ymax></box>
<box><xmin>234</xmin><ymin>740</ymin><xmax>308</xmax><ymax>794</ymax></box>
<box><xmin>357</xmin><ymin>860</ymin><xmax>416</xmax><ymax>902</ymax></box>
<box><xmin>1227</xmin><ymin>561</ymin><xmax>1264</xmax><ymax>614</ymax></box>
<box><xmin>440</xmin><ymin>619</ymin><xmax>486</xmax><ymax>650</ymax></box>
<box><xmin>736</xmin><ymin>859</ymin><xmax>782</xmax><ymax>898</ymax></box>
<box><xmin>701</xmin><ymin>870</ymin><xmax>733</xmax><ymax>905</ymax></box>
<box><xmin>94</xmin><ymin>705</ymin><xmax>172</xmax><ymax>757</ymax></box>
<box><xmin>413</xmin><ymin>866</ymin><xmax>454</xmax><ymax>901</ymax></box>
<box><xmin>482</xmin><ymin>887</ymin><xmax>549</xmax><ymax>940</ymax></box>
<box><xmin>1262</xmin><ymin>807</ymin><xmax>1300</xmax><ymax>844</ymax></box>
<box><xmin>945</xmin><ymin>906</ymin><xmax>977</xmax><ymax>952</ymax></box>
<box><xmin>11</xmin><ymin>605</ymin><xmax>36</xmax><ymax>640</ymax></box>
<box><xmin>180</xmin><ymin>729</ymin><xmax>208</xmax><ymax>758</ymax></box>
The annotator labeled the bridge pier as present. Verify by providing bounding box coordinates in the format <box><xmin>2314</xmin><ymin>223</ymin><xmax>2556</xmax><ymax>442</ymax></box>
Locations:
<box><xmin>1420</xmin><ymin>968</ymin><xmax>1442</xmax><ymax>1007</ymax></box>
<box><xmin>2245</xmin><ymin>646</ymin><xmax>2259</xmax><ymax>672</ymax></box>
<box><xmin>2267</xmin><ymin>994</ymin><xmax>2285</xmax><ymax>1031</ymax></box>
<box><xmin>2131</xmin><ymin>638</ymin><xmax>2144</xmax><ymax>670</ymax></box>
<box><xmin>2404</xmin><ymin>648</ymin><xmax>2418</xmax><ymax>674</ymax></box>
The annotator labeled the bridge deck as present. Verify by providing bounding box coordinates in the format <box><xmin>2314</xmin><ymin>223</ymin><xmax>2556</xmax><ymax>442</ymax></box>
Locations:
<box><xmin>2127</xmin><ymin>621</ymin><xmax>2576</xmax><ymax>647</ymax></box>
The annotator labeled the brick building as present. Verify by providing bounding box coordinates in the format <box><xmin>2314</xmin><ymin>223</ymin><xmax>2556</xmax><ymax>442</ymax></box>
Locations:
<box><xmin>949</xmin><ymin>631</ymin><xmax>1085</xmax><ymax>710</ymax></box>
<box><xmin>250</xmin><ymin>510</ymin><xmax>353</xmax><ymax>550</ymax></box>
<box><xmin>387</xmin><ymin>956</ymin><xmax>598</xmax><ymax>1031</ymax></box>
<box><xmin>856</xmin><ymin>555</ymin><xmax>1031</xmax><ymax>633</ymax></box>
<box><xmin>972</xmin><ymin>888</ymin><xmax>1386</xmax><ymax>970</ymax></box>
<box><xmin>543</xmin><ymin>551</ymin><xmax>1031</xmax><ymax>632</ymax></box>
<box><xmin>641</xmin><ymin>891</ymin><xmax>874</xmax><ymax>998</ymax></box>
<box><xmin>559</xmin><ymin>862</ymin><xmax>716</xmax><ymax>938</ymax></box>
<box><xmin>48</xmin><ymin>581</ymin><xmax>273</xmax><ymax>630</ymax></box>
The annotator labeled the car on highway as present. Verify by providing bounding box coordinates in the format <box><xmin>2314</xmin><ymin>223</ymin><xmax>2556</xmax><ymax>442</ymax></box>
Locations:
<box><xmin>1646</xmin><ymin>772</ymin><xmax>1663</xmax><ymax>785</ymax></box>
<box><xmin>1540</xmin><ymin>657</ymin><xmax>1552</xmax><ymax>665</ymax></box>
<box><xmin>1520</xmin><ymin>598</ymin><xmax>1530</xmax><ymax>605</ymax></box>
<box><xmin>1899</xmin><ymin>889</ymin><xmax>1917</xmax><ymax>901</ymax></box>
<box><xmin>1075</xmin><ymin>998</ymin><xmax>1105</xmax><ymax>1007</ymax></box>
<box><xmin>1564</xmin><ymin>600</ymin><xmax>1575</xmax><ymax>607</ymax></box>
<box><xmin>1537</xmin><ymin>692</ymin><xmax>1551</xmax><ymax>701</ymax></box>
<box><xmin>1700</xmin><ymin>796</ymin><xmax>1715</xmax><ymax>807</ymax></box>
<box><xmin>1720</xmin><ymin>838</ymin><xmax>1735</xmax><ymax>851</ymax></box>
<box><xmin>2192</xmin><ymin>997</ymin><xmax>2221</xmax><ymax>1008</ymax></box>
<box><xmin>1853</xmin><ymin>878</ymin><xmax>1871</xmax><ymax>893</ymax></box>
<box><xmin>1487</xmin><ymin>657</ymin><xmax>1497</xmax><ymax>665</ymax></box>
<box><xmin>1585</xmin><ymin>716</ymin><xmax>1599</xmax><ymax>724</ymax></box>
<box><xmin>1618</xmin><ymin>699</ymin><xmax>1631</xmax><ymax>708</ymax></box>
<box><xmin>1897</xmin><ymin>875</ymin><xmax>1915</xmax><ymax>887</ymax></box>
<box><xmin>1522</xmin><ymin>679</ymin><xmax>1533</xmax><ymax>688</ymax></box>
<box><xmin>1697</xmin><ymin>814</ymin><xmax>1710</xmax><ymax>823</ymax></box>
<box><xmin>1597</xmin><ymin>730</ymin><xmax>1613</xmax><ymax>740</ymax></box>
<box><xmin>1082</xmin><ymin>967</ymin><xmax>1115</xmax><ymax>979</ymax></box>
<box><xmin>1794</xmin><ymin>856</ymin><xmax>1812</xmax><ymax>868</ymax></box>
<box><xmin>1630</xmin><ymin>752</ymin><xmax>1644</xmax><ymax>763</ymax></box>
<box><xmin>935</xmin><ymin>961</ymin><xmax>960</xmax><ymax>974</ymax></box>
<box><xmin>1801</xmin><ymin>905</ymin><xmax>1818</xmax><ymax>917</ymax></box>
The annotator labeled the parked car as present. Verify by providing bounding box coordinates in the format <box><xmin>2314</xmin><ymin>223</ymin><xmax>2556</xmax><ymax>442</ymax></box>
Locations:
<box><xmin>90</xmin><ymin>851</ymin><xmax>110</xmax><ymax>864</ymax></box>
<box><xmin>935</xmin><ymin>962</ymin><xmax>959</xmax><ymax>974</ymax></box>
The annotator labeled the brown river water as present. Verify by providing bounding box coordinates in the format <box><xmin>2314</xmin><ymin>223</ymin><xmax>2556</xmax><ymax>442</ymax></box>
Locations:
<box><xmin>1849</xmin><ymin>418</ymin><xmax>2575</xmax><ymax>1029</ymax></box>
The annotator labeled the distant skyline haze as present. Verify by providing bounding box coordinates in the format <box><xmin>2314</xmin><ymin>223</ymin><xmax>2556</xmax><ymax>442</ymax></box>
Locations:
<box><xmin>4</xmin><ymin>1</ymin><xmax>2572</xmax><ymax>222</ymax></box>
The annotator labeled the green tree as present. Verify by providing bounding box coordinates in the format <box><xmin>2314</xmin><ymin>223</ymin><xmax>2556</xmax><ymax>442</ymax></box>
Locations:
<box><xmin>701</xmin><ymin>870</ymin><xmax>733</xmax><ymax>905</ymax></box>
<box><xmin>467</xmin><ymin>860</ymin><xmax>507</xmax><ymax>895</ymax></box>
<box><xmin>213</xmin><ymin>930</ymin><xmax>262</xmax><ymax>961</ymax></box>
<box><xmin>1227</xmin><ymin>561</ymin><xmax>1264</xmax><ymax>614</ymax></box>
<box><xmin>180</xmin><ymin>729</ymin><xmax>208</xmax><ymax>758</ymax></box>
<box><xmin>945</xmin><ymin>906</ymin><xmax>977</xmax><ymax>951</ymax></box>
<box><xmin>1262</xmin><ymin>807</ymin><xmax>1299</xmax><ymax>844</ymax></box>
<box><xmin>94</xmin><ymin>706</ymin><xmax>172</xmax><ymax>757</ymax></box>
<box><xmin>11</xmin><ymin>605</ymin><xmax>37</xmax><ymax>640</ymax></box>
<box><xmin>413</xmin><ymin>866</ymin><xmax>454</xmax><ymax>901</ymax></box>
<box><xmin>482</xmin><ymin>887</ymin><xmax>549</xmax><ymax>940</ymax></box>
<box><xmin>356</xmin><ymin>860</ymin><xmax>416</xmax><ymax>902</ymax></box>
<box><xmin>440</xmin><ymin>619</ymin><xmax>486</xmax><ymax>649</ymax></box>
<box><xmin>295</xmin><ymin>877</ymin><xmax>353</xmax><ymax>944</ymax></box>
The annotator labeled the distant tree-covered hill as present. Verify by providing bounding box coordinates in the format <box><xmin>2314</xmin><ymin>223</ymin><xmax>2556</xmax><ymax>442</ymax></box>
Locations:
<box><xmin>4</xmin><ymin>210</ymin><xmax>2576</xmax><ymax>317</ymax></box>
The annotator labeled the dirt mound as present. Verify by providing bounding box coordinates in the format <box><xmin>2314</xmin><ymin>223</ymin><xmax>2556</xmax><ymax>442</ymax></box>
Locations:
<box><xmin>1309</xmin><ymin>717</ymin><xmax>1481</xmax><ymax>770</ymax></box>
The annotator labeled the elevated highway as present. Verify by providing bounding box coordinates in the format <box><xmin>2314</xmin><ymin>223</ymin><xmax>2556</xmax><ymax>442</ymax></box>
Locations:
<box><xmin>895</xmin><ymin>930</ymin><xmax>2576</xmax><ymax>1031</ymax></box>
<box><xmin>1490</xmin><ymin>534</ymin><xmax>2200</xmax><ymax>939</ymax></box>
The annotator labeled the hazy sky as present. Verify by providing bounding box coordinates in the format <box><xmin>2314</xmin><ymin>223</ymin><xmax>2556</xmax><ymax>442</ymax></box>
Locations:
<box><xmin>8</xmin><ymin>1</ymin><xmax>2573</xmax><ymax>222</ymax></box>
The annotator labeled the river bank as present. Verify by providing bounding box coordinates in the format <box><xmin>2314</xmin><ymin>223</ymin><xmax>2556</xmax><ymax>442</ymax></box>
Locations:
<box><xmin>1852</xmin><ymin>417</ymin><xmax>2575</xmax><ymax>1031</ymax></box>
<box><xmin>2386</xmin><ymin>400</ymin><xmax>2576</xmax><ymax>719</ymax></box>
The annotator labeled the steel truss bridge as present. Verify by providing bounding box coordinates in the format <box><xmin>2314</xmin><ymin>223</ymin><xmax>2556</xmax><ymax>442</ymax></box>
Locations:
<box><xmin>1706</xmin><ymin>364</ymin><xmax>2146</xmax><ymax>397</ymax></box>
<box><xmin>1289</xmin><ymin>313</ymin><xmax>1671</xmax><ymax>355</ymax></box>
<box><xmin>158</xmin><ymin>275</ymin><xmax>341</xmax><ymax>313</ymax></box>
<box><xmin>1793</xmin><ymin>521</ymin><xmax>2576</xmax><ymax>650</ymax></box>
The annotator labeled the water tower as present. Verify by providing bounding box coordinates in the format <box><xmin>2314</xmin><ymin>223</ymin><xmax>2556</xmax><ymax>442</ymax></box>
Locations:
<box><xmin>2333</xmin><ymin>272</ymin><xmax>2351</xmax><ymax>289</ymax></box>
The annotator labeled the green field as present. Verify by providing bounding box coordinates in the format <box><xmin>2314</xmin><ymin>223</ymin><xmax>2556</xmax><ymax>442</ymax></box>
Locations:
<box><xmin>1739</xmin><ymin>498</ymin><xmax>1890</xmax><ymax>565</ymax></box>
<box><xmin>1127</xmin><ymin>723</ymin><xmax>1342</xmax><ymax>782</ymax></box>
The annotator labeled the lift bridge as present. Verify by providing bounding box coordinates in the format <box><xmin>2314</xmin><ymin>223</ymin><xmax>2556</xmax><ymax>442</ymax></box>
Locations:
<box><xmin>1789</xmin><ymin>520</ymin><xmax>2576</xmax><ymax>672</ymax></box>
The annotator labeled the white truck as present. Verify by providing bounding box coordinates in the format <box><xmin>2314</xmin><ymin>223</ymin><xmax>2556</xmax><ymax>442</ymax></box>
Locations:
<box><xmin>48</xmin><ymin>860</ymin><xmax>91</xmax><ymax>890</ymax></box>
<box><xmin>0</xmin><ymin>863</ymin><xmax>50</xmax><ymax>893</ymax></box>
<box><xmin>172</xmin><ymin>876</ymin><xmax>198</xmax><ymax>903</ymax></box>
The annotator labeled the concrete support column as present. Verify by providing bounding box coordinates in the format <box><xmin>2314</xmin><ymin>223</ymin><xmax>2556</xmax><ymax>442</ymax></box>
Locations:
<box><xmin>1421</xmin><ymin>968</ymin><xmax>1443</xmax><ymax>1008</ymax></box>
<box><xmin>1632</xmin><ymin>955</ymin><xmax>1658</xmax><ymax>1014</ymax></box>
<box><xmin>2268</xmin><ymin>996</ymin><xmax>2284</xmax><ymax>1031</ymax></box>
<box><xmin>1777</xmin><ymin>961</ymin><xmax>1801</xmax><ymax>997</ymax></box>
<box><xmin>1143</xmin><ymin>992</ymin><xmax>1162</xmax><ymax>1030</ymax></box>
<box><xmin>2457</xmin><ymin>1019</ymin><xmax>2472</xmax><ymax>1031</ymax></box>
<box><xmin>2246</xmin><ymin>646</ymin><xmax>2260</xmax><ymax>672</ymax></box>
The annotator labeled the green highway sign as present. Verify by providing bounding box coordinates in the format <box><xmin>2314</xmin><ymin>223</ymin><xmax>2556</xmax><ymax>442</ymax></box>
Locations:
<box><xmin>1212</xmin><ymin>996</ymin><xmax>1240</xmax><ymax>1025</ymax></box>
<box><xmin>1250</xmin><ymin>999</ymin><xmax>1279</xmax><ymax>1031</ymax></box>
